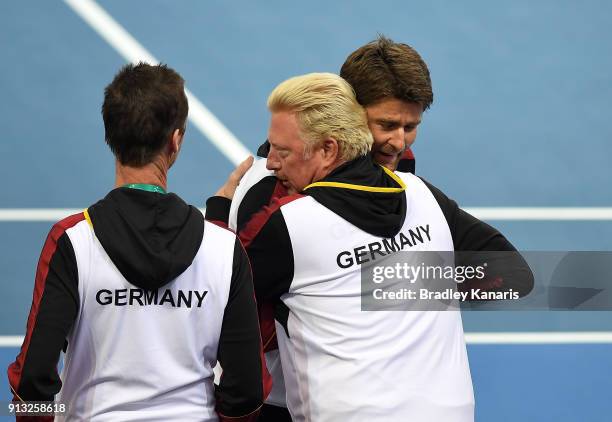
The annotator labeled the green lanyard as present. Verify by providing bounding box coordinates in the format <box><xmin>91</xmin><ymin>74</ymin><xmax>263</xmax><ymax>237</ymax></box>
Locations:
<box><xmin>122</xmin><ymin>183</ymin><xmax>167</xmax><ymax>194</ymax></box>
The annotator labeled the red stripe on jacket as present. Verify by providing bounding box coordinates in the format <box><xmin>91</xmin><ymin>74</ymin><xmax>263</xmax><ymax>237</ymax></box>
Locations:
<box><xmin>238</xmin><ymin>182</ymin><xmax>302</xmax><ymax>357</ymax></box>
<box><xmin>7</xmin><ymin>213</ymin><xmax>85</xmax><ymax>400</ymax></box>
<box><xmin>240</xmin><ymin>193</ymin><xmax>304</xmax><ymax>249</ymax></box>
<box><xmin>238</xmin><ymin>240</ymin><xmax>273</xmax><ymax>402</ymax></box>
<box><xmin>402</xmin><ymin>147</ymin><xmax>415</xmax><ymax>160</ymax></box>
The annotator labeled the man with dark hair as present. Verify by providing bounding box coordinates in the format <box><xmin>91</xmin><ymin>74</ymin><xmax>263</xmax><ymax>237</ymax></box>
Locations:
<box><xmin>217</xmin><ymin>36</ymin><xmax>441</xmax><ymax>421</ymax></box>
<box><xmin>341</xmin><ymin>35</ymin><xmax>433</xmax><ymax>108</ymax></box>
<box><xmin>210</xmin><ymin>70</ymin><xmax>532</xmax><ymax>421</ymax></box>
<box><xmin>210</xmin><ymin>36</ymin><xmax>532</xmax><ymax>421</ymax></box>
<box><xmin>340</xmin><ymin>34</ymin><xmax>431</xmax><ymax>172</ymax></box>
<box><xmin>102</xmin><ymin>63</ymin><xmax>189</xmax><ymax>166</ymax></box>
<box><xmin>8</xmin><ymin>62</ymin><xmax>269</xmax><ymax>421</ymax></box>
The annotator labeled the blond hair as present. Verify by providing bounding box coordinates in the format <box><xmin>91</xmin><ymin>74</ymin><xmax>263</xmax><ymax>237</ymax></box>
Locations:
<box><xmin>267</xmin><ymin>73</ymin><xmax>373</xmax><ymax>161</ymax></box>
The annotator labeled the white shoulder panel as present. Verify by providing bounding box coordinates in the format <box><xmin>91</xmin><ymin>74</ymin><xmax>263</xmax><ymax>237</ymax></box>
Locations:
<box><xmin>229</xmin><ymin>158</ymin><xmax>273</xmax><ymax>230</ymax></box>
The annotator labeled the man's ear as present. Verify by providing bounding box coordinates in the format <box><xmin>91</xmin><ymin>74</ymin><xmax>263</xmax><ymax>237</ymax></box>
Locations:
<box><xmin>320</xmin><ymin>138</ymin><xmax>340</xmax><ymax>167</ymax></box>
<box><xmin>169</xmin><ymin>129</ymin><xmax>183</xmax><ymax>154</ymax></box>
<box><xmin>168</xmin><ymin>129</ymin><xmax>184</xmax><ymax>167</ymax></box>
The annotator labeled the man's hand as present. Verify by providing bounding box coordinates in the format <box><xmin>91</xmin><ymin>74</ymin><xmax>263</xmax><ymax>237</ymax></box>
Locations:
<box><xmin>215</xmin><ymin>156</ymin><xmax>254</xmax><ymax>200</ymax></box>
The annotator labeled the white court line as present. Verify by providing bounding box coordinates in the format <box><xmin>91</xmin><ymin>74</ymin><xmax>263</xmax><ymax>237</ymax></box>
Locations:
<box><xmin>0</xmin><ymin>209</ymin><xmax>83</xmax><ymax>222</ymax></box>
<box><xmin>63</xmin><ymin>0</ymin><xmax>251</xmax><ymax>166</ymax></box>
<box><xmin>465</xmin><ymin>207</ymin><xmax>612</xmax><ymax>221</ymax></box>
<box><xmin>2</xmin><ymin>333</ymin><xmax>612</xmax><ymax>347</ymax></box>
<box><xmin>0</xmin><ymin>337</ymin><xmax>25</xmax><ymax>347</ymax></box>
<box><xmin>465</xmin><ymin>332</ymin><xmax>612</xmax><ymax>344</ymax></box>
<box><xmin>2</xmin><ymin>207</ymin><xmax>612</xmax><ymax>222</ymax></box>
<box><xmin>0</xmin><ymin>208</ymin><xmax>206</xmax><ymax>222</ymax></box>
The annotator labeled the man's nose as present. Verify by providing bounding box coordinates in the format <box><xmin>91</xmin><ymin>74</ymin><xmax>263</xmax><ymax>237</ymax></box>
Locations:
<box><xmin>266</xmin><ymin>154</ymin><xmax>280</xmax><ymax>171</ymax></box>
<box><xmin>388</xmin><ymin>128</ymin><xmax>406</xmax><ymax>152</ymax></box>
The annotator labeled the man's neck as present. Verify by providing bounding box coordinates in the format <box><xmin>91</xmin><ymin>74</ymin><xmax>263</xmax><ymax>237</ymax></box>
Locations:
<box><xmin>115</xmin><ymin>158</ymin><xmax>168</xmax><ymax>190</ymax></box>
<box><xmin>313</xmin><ymin>158</ymin><xmax>346</xmax><ymax>183</ymax></box>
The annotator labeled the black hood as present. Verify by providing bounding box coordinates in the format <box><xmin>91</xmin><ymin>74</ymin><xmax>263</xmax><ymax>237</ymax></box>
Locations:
<box><xmin>87</xmin><ymin>187</ymin><xmax>204</xmax><ymax>290</ymax></box>
<box><xmin>303</xmin><ymin>155</ymin><xmax>407</xmax><ymax>238</ymax></box>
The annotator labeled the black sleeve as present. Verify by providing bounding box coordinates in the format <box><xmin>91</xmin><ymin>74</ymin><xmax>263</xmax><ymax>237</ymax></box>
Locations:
<box><xmin>236</xmin><ymin>176</ymin><xmax>278</xmax><ymax>233</ymax></box>
<box><xmin>8</xmin><ymin>231</ymin><xmax>79</xmax><ymax>402</ymax></box>
<box><xmin>396</xmin><ymin>156</ymin><xmax>415</xmax><ymax>174</ymax></box>
<box><xmin>420</xmin><ymin>177</ymin><xmax>534</xmax><ymax>297</ymax></box>
<box><xmin>205</xmin><ymin>196</ymin><xmax>232</xmax><ymax>225</ymax></box>
<box><xmin>419</xmin><ymin>178</ymin><xmax>515</xmax><ymax>251</ymax></box>
<box><xmin>244</xmin><ymin>211</ymin><xmax>294</xmax><ymax>304</ymax></box>
<box><xmin>215</xmin><ymin>238</ymin><xmax>266</xmax><ymax>419</ymax></box>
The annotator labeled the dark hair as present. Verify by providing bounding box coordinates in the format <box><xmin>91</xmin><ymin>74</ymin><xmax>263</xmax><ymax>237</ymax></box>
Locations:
<box><xmin>102</xmin><ymin>62</ymin><xmax>188</xmax><ymax>166</ymax></box>
<box><xmin>340</xmin><ymin>35</ymin><xmax>433</xmax><ymax>110</ymax></box>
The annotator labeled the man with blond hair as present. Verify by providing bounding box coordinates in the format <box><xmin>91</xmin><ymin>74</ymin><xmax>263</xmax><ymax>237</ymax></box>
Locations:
<box><xmin>220</xmin><ymin>37</ymin><xmax>427</xmax><ymax>420</ymax></box>
<box><xmin>210</xmin><ymin>37</ymin><xmax>532</xmax><ymax>421</ymax></box>
<box><xmin>207</xmin><ymin>72</ymin><xmax>480</xmax><ymax>421</ymax></box>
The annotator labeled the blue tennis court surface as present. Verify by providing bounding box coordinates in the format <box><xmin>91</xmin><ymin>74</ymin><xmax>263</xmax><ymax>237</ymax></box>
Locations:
<box><xmin>1</xmin><ymin>1</ymin><xmax>611</xmax><ymax>420</ymax></box>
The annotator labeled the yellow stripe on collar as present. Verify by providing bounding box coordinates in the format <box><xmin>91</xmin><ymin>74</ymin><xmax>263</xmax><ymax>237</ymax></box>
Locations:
<box><xmin>381</xmin><ymin>165</ymin><xmax>407</xmax><ymax>190</ymax></box>
<box><xmin>303</xmin><ymin>165</ymin><xmax>406</xmax><ymax>193</ymax></box>
<box><xmin>83</xmin><ymin>208</ymin><xmax>93</xmax><ymax>229</ymax></box>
